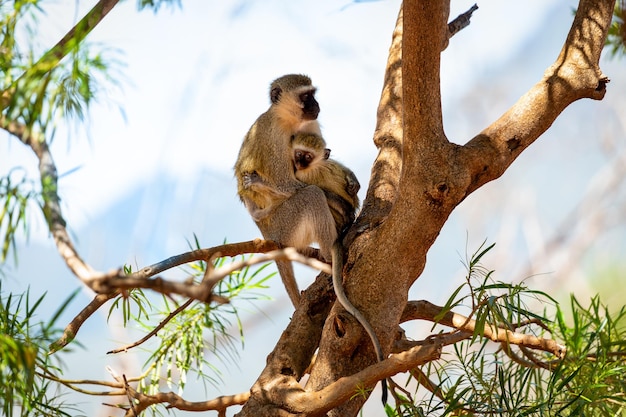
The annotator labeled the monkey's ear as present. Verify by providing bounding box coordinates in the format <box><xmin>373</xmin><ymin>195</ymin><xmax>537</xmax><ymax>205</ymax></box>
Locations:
<box><xmin>270</xmin><ymin>86</ymin><xmax>282</xmax><ymax>104</ymax></box>
<box><xmin>346</xmin><ymin>171</ymin><xmax>361</xmax><ymax>195</ymax></box>
<box><xmin>324</xmin><ymin>148</ymin><xmax>331</xmax><ymax>159</ymax></box>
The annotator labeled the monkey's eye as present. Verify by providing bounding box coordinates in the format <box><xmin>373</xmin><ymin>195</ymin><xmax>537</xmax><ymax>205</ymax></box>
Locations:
<box><xmin>300</xmin><ymin>93</ymin><xmax>311</xmax><ymax>102</ymax></box>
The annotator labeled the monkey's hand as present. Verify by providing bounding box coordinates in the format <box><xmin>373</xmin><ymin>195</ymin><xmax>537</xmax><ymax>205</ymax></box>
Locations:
<box><xmin>242</xmin><ymin>171</ymin><xmax>293</xmax><ymax>199</ymax></box>
<box><xmin>242</xmin><ymin>171</ymin><xmax>263</xmax><ymax>189</ymax></box>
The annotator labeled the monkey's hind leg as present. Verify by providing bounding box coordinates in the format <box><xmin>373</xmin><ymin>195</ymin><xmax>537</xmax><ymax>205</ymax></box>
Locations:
<box><xmin>256</xmin><ymin>185</ymin><xmax>337</xmax><ymax>309</ymax></box>
<box><xmin>275</xmin><ymin>260</ymin><xmax>301</xmax><ymax>308</ymax></box>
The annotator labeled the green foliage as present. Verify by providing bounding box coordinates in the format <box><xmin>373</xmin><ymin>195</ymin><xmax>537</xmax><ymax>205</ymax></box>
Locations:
<box><xmin>0</xmin><ymin>169</ymin><xmax>35</xmax><ymax>266</ymax></box>
<box><xmin>386</xmin><ymin>243</ymin><xmax>626</xmax><ymax>417</ymax></box>
<box><xmin>2</xmin><ymin>33</ymin><xmax>123</xmax><ymax>139</ymax></box>
<box><xmin>108</xmin><ymin>249</ymin><xmax>273</xmax><ymax>415</ymax></box>
<box><xmin>548</xmin><ymin>295</ymin><xmax>626</xmax><ymax>416</ymax></box>
<box><xmin>607</xmin><ymin>1</ymin><xmax>626</xmax><ymax>57</ymax></box>
<box><xmin>0</xmin><ymin>1</ymin><xmax>125</xmax><ymax>266</ymax></box>
<box><xmin>137</xmin><ymin>0</ymin><xmax>182</xmax><ymax>12</ymax></box>
<box><xmin>0</xmin><ymin>285</ymin><xmax>80</xmax><ymax>416</ymax></box>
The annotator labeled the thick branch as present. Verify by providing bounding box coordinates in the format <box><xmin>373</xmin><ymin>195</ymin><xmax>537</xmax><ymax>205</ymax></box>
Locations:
<box><xmin>238</xmin><ymin>338</ymin><xmax>441</xmax><ymax>417</ymax></box>
<box><xmin>459</xmin><ymin>0</ymin><xmax>615</xmax><ymax>195</ymax></box>
<box><xmin>349</xmin><ymin>7</ymin><xmax>403</xmax><ymax>236</ymax></box>
<box><xmin>126</xmin><ymin>389</ymin><xmax>250</xmax><ymax>416</ymax></box>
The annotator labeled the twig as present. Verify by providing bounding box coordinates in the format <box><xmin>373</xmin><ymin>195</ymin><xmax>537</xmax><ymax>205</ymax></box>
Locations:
<box><xmin>37</xmin><ymin>371</ymin><xmax>125</xmax><ymax>396</ymax></box>
<box><xmin>43</xmin><ymin>365</ymin><xmax>250</xmax><ymax>415</ymax></box>
<box><xmin>107</xmin><ymin>299</ymin><xmax>192</xmax><ymax>354</ymax></box>
<box><xmin>447</xmin><ymin>4</ymin><xmax>478</xmax><ymax>37</ymax></box>
<box><xmin>408</xmin><ymin>367</ymin><xmax>443</xmax><ymax>401</ymax></box>
<box><xmin>122</xmin><ymin>374</ymin><xmax>137</xmax><ymax>417</ymax></box>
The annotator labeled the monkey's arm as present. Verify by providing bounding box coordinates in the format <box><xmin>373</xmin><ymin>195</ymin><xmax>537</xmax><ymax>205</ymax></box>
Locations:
<box><xmin>242</xmin><ymin>172</ymin><xmax>292</xmax><ymax>198</ymax></box>
<box><xmin>239</xmin><ymin>172</ymin><xmax>289</xmax><ymax>221</ymax></box>
<box><xmin>307</xmin><ymin>160</ymin><xmax>360</xmax><ymax>209</ymax></box>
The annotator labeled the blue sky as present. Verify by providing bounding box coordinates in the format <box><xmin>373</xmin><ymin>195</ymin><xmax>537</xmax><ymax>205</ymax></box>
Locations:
<box><xmin>2</xmin><ymin>1</ymin><xmax>625</xmax><ymax>415</ymax></box>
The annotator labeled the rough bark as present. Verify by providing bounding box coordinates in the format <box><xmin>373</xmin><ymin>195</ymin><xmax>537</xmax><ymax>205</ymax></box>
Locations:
<box><xmin>238</xmin><ymin>0</ymin><xmax>615</xmax><ymax>415</ymax></box>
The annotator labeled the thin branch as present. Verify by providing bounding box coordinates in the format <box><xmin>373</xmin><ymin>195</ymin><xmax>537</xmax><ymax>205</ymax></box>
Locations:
<box><xmin>387</xmin><ymin>377</ymin><xmax>414</xmax><ymax>408</ymax></box>
<box><xmin>393</xmin><ymin>330</ymin><xmax>472</xmax><ymax>353</ymax></box>
<box><xmin>38</xmin><ymin>371</ymin><xmax>125</xmax><ymax>396</ymax></box>
<box><xmin>517</xmin><ymin>344</ymin><xmax>553</xmax><ymax>370</ymax></box>
<box><xmin>89</xmin><ymin>247</ymin><xmax>330</xmax><ymax>298</ymax></box>
<box><xmin>107</xmin><ymin>299</ymin><xmax>192</xmax><ymax>354</ymax></box>
<box><xmin>49</xmin><ymin>292</ymin><xmax>117</xmax><ymax>354</ymax></box>
<box><xmin>126</xmin><ymin>390</ymin><xmax>250</xmax><ymax>415</ymax></box>
<box><xmin>9</xmin><ymin>114</ymin><xmax>95</xmax><ymax>281</ymax></box>
<box><xmin>46</xmin><ymin>350</ymin><xmax>250</xmax><ymax>414</ymax></box>
<box><xmin>401</xmin><ymin>300</ymin><xmax>566</xmax><ymax>358</ymax></box>
<box><xmin>409</xmin><ymin>366</ymin><xmax>486</xmax><ymax>415</ymax></box>
<box><xmin>122</xmin><ymin>374</ymin><xmax>138</xmax><ymax>417</ymax></box>
<box><xmin>107</xmin><ymin>250</ymin><xmax>227</xmax><ymax>354</ymax></box>
<box><xmin>130</xmin><ymin>239</ymin><xmax>282</xmax><ymax>280</ymax></box>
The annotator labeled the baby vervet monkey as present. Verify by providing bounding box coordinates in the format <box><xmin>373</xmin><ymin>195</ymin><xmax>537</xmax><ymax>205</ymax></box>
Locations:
<box><xmin>234</xmin><ymin>74</ymin><xmax>387</xmax><ymax>403</ymax></box>
<box><xmin>291</xmin><ymin>132</ymin><xmax>360</xmax><ymax>235</ymax></box>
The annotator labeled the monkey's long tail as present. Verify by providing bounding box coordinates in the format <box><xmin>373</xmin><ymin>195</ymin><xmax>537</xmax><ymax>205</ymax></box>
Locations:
<box><xmin>331</xmin><ymin>241</ymin><xmax>388</xmax><ymax>405</ymax></box>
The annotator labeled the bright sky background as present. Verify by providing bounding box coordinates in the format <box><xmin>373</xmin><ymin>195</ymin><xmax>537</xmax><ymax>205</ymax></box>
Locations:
<box><xmin>2</xmin><ymin>1</ymin><xmax>625</xmax><ymax>416</ymax></box>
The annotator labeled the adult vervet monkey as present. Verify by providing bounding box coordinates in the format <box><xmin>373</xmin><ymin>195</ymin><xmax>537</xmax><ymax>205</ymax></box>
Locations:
<box><xmin>234</xmin><ymin>74</ymin><xmax>387</xmax><ymax>403</ymax></box>
<box><xmin>234</xmin><ymin>74</ymin><xmax>335</xmax><ymax>307</ymax></box>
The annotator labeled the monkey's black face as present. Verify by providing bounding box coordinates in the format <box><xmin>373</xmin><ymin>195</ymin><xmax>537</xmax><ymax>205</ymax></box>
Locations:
<box><xmin>300</xmin><ymin>91</ymin><xmax>320</xmax><ymax>121</ymax></box>
<box><xmin>294</xmin><ymin>149</ymin><xmax>315</xmax><ymax>170</ymax></box>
